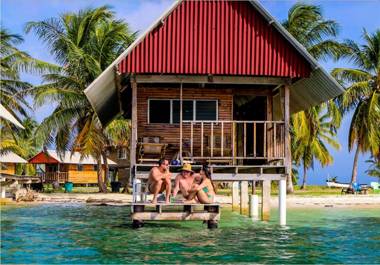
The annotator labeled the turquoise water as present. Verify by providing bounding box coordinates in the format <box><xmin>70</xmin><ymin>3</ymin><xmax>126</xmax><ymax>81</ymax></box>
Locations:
<box><xmin>1</xmin><ymin>204</ymin><xmax>379</xmax><ymax>264</ymax></box>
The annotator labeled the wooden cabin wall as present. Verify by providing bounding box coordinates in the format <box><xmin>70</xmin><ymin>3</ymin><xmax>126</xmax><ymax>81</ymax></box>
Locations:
<box><xmin>137</xmin><ymin>86</ymin><xmax>233</xmax><ymax>160</ymax></box>
<box><xmin>66</xmin><ymin>164</ymin><xmax>105</xmax><ymax>184</ymax></box>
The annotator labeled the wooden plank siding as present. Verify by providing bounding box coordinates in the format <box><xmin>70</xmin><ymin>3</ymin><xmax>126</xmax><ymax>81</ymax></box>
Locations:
<box><xmin>134</xmin><ymin>85</ymin><xmax>285</xmax><ymax>163</ymax></box>
<box><xmin>137</xmin><ymin>86</ymin><xmax>233</xmax><ymax>160</ymax></box>
<box><xmin>68</xmin><ymin>170</ymin><xmax>99</xmax><ymax>184</ymax></box>
<box><xmin>67</xmin><ymin>164</ymin><xmax>104</xmax><ymax>184</ymax></box>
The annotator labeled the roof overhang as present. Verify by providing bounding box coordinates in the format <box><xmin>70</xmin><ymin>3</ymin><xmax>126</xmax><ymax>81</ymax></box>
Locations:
<box><xmin>84</xmin><ymin>0</ymin><xmax>344</xmax><ymax>125</ymax></box>
<box><xmin>0</xmin><ymin>151</ymin><xmax>27</xmax><ymax>164</ymax></box>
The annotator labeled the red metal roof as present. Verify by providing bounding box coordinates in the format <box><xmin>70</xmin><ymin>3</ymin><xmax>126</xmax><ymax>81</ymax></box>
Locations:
<box><xmin>118</xmin><ymin>0</ymin><xmax>311</xmax><ymax>78</ymax></box>
<box><xmin>28</xmin><ymin>152</ymin><xmax>59</xmax><ymax>164</ymax></box>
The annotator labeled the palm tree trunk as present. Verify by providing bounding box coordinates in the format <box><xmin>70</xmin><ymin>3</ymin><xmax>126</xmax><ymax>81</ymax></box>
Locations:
<box><xmin>286</xmin><ymin>173</ymin><xmax>294</xmax><ymax>193</ymax></box>
<box><xmin>301</xmin><ymin>164</ymin><xmax>307</xmax><ymax>189</ymax></box>
<box><xmin>102</xmin><ymin>151</ymin><xmax>109</xmax><ymax>186</ymax></box>
<box><xmin>97</xmin><ymin>158</ymin><xmax>107</xmax><ymax>193</ymax></box>
<box><xmin>351</xmin><ymin>145</ymin><xmax>360</xmax><ymax>184</ymax></box>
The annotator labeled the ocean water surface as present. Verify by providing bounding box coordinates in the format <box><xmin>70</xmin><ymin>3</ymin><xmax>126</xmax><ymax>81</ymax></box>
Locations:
<box><xmin>1</xmin><ymin>203</ymin><xmax>379</xmax><ymax>264</ymax></box>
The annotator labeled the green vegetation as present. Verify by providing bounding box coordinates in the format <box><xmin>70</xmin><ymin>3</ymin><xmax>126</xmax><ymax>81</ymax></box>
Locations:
<box><xmin>365</xmin><ymin>156</ymin><xmax>380</xmax><ymax>180</ymax></box>
<box><xmin>282</xmin><ymin>3</ymin><xmax>346</xmax><ymax>192</ymax></box>
<box><xmin>0</xmin><ymin>29</ymin><xmax>52</xmax><ymax>161</ymax></box>
<box><xmin>332</xmin><ymin>30</ymin><xmax>380</xmax><ymax>184</ymax></box>
<box><xmin>25</xmin><ymin>6</ymin><xmax>135</xmax><ymax>192</ymax></box>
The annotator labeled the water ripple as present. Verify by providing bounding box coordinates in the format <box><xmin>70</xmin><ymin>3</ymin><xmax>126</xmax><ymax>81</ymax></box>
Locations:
<box><xmin>1</xmin><ymin>204</ymin><xmax>379</xmax><ymax>264</ymax></box>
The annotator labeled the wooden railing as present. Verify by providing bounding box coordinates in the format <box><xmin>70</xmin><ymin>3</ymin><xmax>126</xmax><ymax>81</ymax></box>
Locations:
<box><xmin>37</xmin><ymin>172</ymin><xmax>69</xmax><ymax>183</ymax></box>
<box><xmin>181</xmin><ymin>120</ymin><xmax>285</xmax><ymax>162</ymax></box>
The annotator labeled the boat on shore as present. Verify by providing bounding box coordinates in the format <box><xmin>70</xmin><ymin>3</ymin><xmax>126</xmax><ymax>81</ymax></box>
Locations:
<box><xmin>326</xmin><ymin>180</ymin><xmax>350</xmax><ymax>188</ymax></box>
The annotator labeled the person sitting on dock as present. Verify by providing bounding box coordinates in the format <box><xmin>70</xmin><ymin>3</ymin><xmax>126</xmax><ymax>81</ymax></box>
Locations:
<box><xmin>147</xmin><ymin>159</ymin><xmax>171</xmax><ymax>204</ymax></box>
<box><xmin>185</xmin><ymin>165</ymin><xmax>216</xmax><ymax>204</ymax></box>
<box><xmin>172</xmin><ymin>163</ymin><xmax>195</xmax><ymax>200</ymax></box>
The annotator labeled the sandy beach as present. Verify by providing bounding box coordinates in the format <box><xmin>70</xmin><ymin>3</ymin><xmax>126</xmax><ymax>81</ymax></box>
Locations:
<box><xmin>3</xmin><ymin>192</ymin><xmax>376</xmax><ymax>209</ymax></box>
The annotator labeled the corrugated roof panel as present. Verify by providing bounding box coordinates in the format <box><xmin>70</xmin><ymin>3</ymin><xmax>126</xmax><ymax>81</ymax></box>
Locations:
<box><xmin>290</xmin><ymin>68</ymin><xmax>343</xmax><ymax>113</ymax></box>
<box><xmin>118</xmin><ymin>0</ymin><xmax>311</xmax><ymax>77</ymax></box>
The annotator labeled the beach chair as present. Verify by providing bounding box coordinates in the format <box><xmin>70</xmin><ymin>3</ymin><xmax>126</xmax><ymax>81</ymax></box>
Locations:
<box><xmin>137</xmin><ymin>136</ymin><xmax>167</xmax><ymax>164</ymax></box>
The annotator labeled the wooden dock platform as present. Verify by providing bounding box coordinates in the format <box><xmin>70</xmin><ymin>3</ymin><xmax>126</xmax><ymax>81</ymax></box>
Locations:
<box><xmin>131</xmin><ymin>203</ymin><xmax>221</xmax><ymax>229</ymax></box>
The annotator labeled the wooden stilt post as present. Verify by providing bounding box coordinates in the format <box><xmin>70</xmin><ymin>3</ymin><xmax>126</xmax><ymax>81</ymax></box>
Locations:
<box><xmin>280</xmin><ymin>85</ymin><xmax>290</xmax><ymax>225</ymax></box>
<box><xmin>1</xmin><ymin>186</ymin><xmax>6</xmax><ymax>198</ymax></box>
<box><xmin>130</xmin><ymin>79</ymin><xmax>138</xmax><ymax>168</ymax></box>
<box><xmin>130</xmin><ymin>79</ymin><xmax>138</xmax><ymax>200</ymax></box>
<box><xmin>279</xmin><ymin>179</ymin><xmax>286</xmax><ymax>226</ymax></box>
<box><xmin>240</xmin><ymin>181</ymin><xmax>249</xmax><ymax>215</ymax></box>
<box><xmin>249</xmin><ymin>194</ymin><xmax>259</xmax><ymax>220</ymax></box>
<box><xmin>232</xmin><ymin>181</ymin><xmax>239</xmax><ymax>210</ymax></box>
<box><xmin>261</xmin><ymin>180</ymin><xmax>271</xmax><ymax>221</ymax></box>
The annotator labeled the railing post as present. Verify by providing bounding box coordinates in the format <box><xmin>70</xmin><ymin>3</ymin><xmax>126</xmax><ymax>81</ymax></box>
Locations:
<box><xmin>211</xmin><ymin>122</ymin><xmax>214</xmax><ymax>157</ymax></box>
<box><xmin>221</xmin><ymin>121</ymin><xmax>224</xmax><ymax>157</ymax></box>
<box><xmin>190</xmin><ymin>122</ymin><xmax>193</xmax><ymax>157</ymax></box>
<box><xmin>273</xmin><ymin>123</ymin><xmax>277</xmax><ymax>158</ymax></box>
<box><xmin>232</xmin><ymin>122</ymin><xmax>235</xmax><ymax>164</ymax></box>
<box><xmin>263</xmin><ymin>122</ymin><xmax>267</xmax><ymax>158</ymax></box>
<box><xmin>243</xmin><ymin>122</ymin><xmax>247</xmax><ymax>157</ymax></box>
<box><xmin>253</xmin><ymin>122</ymin><xmax>256</xmax><ymax>157</ymax></box>
<box><xmin>201</xmin><ymin>122</ymin><xmax>204</xmax><ymax>157</ymax></box>
<box><xmin>179</xmin><ymin>83</ymin><xmax>183</xmax><ymax>163</ymax></box>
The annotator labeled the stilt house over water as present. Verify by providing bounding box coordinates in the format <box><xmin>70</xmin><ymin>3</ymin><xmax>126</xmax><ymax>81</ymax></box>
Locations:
<box><xmin>84</xmin><ymin>1</ymin><xmax>344</xmax><ymax>225</ymax></box>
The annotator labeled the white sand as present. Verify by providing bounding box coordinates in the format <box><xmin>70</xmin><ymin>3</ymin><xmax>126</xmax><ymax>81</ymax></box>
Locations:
<box><xmin>34</xmin><ymin>193</ymin><xmax>380</xmax><ymax>208</ymax></box>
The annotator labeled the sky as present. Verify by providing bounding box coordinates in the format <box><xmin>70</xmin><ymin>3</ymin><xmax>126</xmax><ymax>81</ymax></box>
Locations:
<box><xmin>1</xmin><ymin>0</ymin><xmax>380</xmax><ymax>185</ymax></box>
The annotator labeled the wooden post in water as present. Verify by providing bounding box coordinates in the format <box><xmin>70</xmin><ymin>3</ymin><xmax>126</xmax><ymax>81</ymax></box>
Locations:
<box><xmin>1</xmin><ymin>186</ymin><xmax>5</xmax><ymax>198</ymax></box>
<box><xmin>279</xmin><ymin>179</ymin><xmax>287</xmax><ymax>226</ymax></box>
<box><xmin>249</xmin><ymin>194</ymin><xmax>259</xmax><ymax>220</ymax></box>
<box><xmin>280</xmin><ymin>85</ymin><xmax>290</xmax><ymax>226</ymax></box>
<box><xmin>232</xmin><ymin>181</ymin><xmax>239</xmax><ymax>210</ymax></box>
<box><xmin>261</xmin><ymin>180</ymin><xmax>271</xmax><ymax>221</ymax></box>
<box><xmin>240</xmin><ymin>181</ymin><xmax>249</xmax><ymax>215</ymax></box>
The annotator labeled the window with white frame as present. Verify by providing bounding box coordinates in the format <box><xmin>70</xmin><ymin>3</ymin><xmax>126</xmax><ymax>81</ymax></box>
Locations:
<box><xmin>117</xmin><ymin>147</ymin><xmax>127</xmax><ymax>160</ymax></box>
<box><xmin>148</xmin><ymin>99</ymin><xmax>217</xmax><ymax>124</ymax></box>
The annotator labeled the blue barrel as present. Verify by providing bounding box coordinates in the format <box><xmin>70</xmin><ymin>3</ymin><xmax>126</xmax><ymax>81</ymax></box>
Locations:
<box><xmin>64</xmin><ymin>182</ymin><xmax>73</xmax><ymax>193</ymax></box>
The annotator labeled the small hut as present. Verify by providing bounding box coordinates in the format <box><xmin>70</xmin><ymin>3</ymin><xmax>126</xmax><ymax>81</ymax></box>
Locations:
<box><xmin>0</xmin><ymin>151</ymin><xmax>27</xmax><ymax>175</ymax></box>
<box><xmin>28</xmin><ymin>150</ymin><xmax>116</xmax><ymax>184</ymax></box>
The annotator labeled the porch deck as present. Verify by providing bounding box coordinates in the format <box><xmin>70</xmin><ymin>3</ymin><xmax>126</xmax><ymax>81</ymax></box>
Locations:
<box><xmin>37</xmin><ymin>172</ymin><xmax>69</xmax><ymax>183</ymax></box>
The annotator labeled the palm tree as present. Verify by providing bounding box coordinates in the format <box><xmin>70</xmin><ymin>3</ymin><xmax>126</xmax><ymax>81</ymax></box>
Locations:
<box><xmin>25</xmin><ymin>6</ymin><xmax>136</xmax><ymax>192</ymax></box>
<box><xmin>0</xmin><ymin>29</ymin><xmax>57</xmax><ymax>123</ymax></box>
<box><xmin>365</xmin><ymin>156</ymin><xmax>380</xmax><ymax>180</ymax></box>
<box><xmin>292</xmin><ymin>105</ymin><xmax>340</xmax><ymax>189</ymax></box>
<box><xmin>332</xmin><ymin>29</ymin><xmax>380</xmax><ymax>184</ymax></box>
<box><xmin>282</xmin><ymin>3</ymin><xmax>346</xmax><ymax>192</ymax></box>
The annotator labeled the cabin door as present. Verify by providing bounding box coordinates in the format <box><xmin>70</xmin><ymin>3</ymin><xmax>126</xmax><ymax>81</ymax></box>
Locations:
<box><xmin>233</xmin><ymin>95</ymin><xmax>266</xmax><ymax>164</ymax></box>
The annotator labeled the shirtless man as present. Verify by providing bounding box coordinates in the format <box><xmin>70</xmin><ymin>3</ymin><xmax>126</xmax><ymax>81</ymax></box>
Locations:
<box><xmin>147</xmin><ymin>159</ymin><xmax>171</xmax><ymax>204</ymax></box>
<box><xmin>172</xmin><ymin>164</ymin><xmax>195</xmax><ymax>200</ymax></box>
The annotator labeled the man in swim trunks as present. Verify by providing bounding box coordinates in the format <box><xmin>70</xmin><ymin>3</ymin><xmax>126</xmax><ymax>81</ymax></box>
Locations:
<box><xmin>172</xmin><ymin>163</ymin><xmax>194</xmax><ymax>200</ymax></box>
<box><xmin>147</xmin><ymin>159</ymin><xmax>171</xmax><ymax>204</ymax></box>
